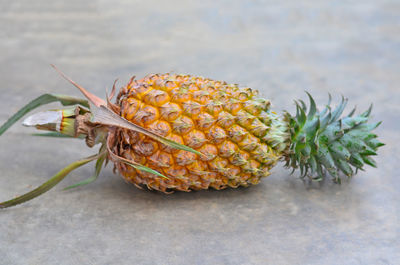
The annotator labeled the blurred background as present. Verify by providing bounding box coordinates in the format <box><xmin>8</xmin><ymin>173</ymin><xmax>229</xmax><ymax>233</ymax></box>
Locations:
<box><xmin>0</xmin><ymin>1</ymin><xmax>399</xmax><ymax>264</ymax></box>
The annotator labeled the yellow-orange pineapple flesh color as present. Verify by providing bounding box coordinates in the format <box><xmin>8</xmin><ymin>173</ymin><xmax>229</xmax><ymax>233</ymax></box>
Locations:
<box><xmin>112</xmin><ymin>73</ymin><xmax>283</xmax><ymax>192</ymax></box>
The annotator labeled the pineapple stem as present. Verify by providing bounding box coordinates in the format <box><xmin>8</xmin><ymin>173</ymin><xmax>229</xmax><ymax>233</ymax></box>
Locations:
<box><xmin>0</xmin><ymin>93</ymin><xmax>88</xmax><ymax>136</ymax></box>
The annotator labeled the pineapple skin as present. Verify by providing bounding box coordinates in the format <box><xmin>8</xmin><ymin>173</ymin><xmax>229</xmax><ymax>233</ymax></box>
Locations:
<box><xmin>112</xmin><ymin>74</ymin><xmax>286</xmax><ymax>192</ymax></box>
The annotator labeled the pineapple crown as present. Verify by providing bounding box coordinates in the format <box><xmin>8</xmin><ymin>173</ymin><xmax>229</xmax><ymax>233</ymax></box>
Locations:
<box><xmin>285</xmin><ymin>93</ymin><xmax>384</xmax><ymax>183</ymax></box>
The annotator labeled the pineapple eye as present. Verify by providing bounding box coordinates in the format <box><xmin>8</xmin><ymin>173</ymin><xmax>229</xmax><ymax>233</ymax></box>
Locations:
<box><xmin>147</xmin><ymin>120</ymin><xmax>171</xmax><ymax>137</ymax></box>
<box><xmin>175</xmin><ymin>150</ymin><xmax>197</xmax><ymax>166</ymax></box>
<box><xmin>135</xmin><ymin>105</ymin><xmax>159</xmax><ymax>125</ymax></box>
<box><xmin>160</xmin><ymin>102</ymin><xmax>182</xmax><ymax>121</ymax></box>
<box><xmin>218</xmin><ymin>140</ymin><xmax>238</xmax><ymax>158</ymax></box>
<box><xmin>206</xmin><ymin>126</ymin><xmax>227</xmax><ymax>144</ymax></box>
<box><xmin>193</xmin><ymin>113</ymin><xmax>215</xmax><ymax>130</ymax></box>
<box><xmin>143</xmin><ymin>89</ymin><xmax>170</xmax><ymax>106</ymax></box>
<box><xmin>183</xmin><ymin>130</ymin><xmax>207</xmax><ymax>149</ymax></box>
<box><xmin>172</xmin><ymin>116</ymin><xmax>194</xmax><ymax>134</ymax></box>
<box><xmin>133</xmin><ymin>139</ymin><xmax>158</xmax><ymax>157</ymax></box>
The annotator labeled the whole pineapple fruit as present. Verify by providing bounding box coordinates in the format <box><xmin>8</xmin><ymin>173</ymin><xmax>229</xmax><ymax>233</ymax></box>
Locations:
<box><xmin>0</xmin><ymin>67</ymin><xmax>383</xmax><ymax>208</ymax></box>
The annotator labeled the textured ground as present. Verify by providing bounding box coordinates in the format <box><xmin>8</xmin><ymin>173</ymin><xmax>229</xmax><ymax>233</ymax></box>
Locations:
<box><xmin>0</xmin><ymin>1</ymin><xmax>399</xmax><ymax>264</ymax></box>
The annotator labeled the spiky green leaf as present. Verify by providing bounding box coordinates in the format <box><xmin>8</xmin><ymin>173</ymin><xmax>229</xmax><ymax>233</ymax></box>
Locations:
<box><xmin>306</xmin><ymin>92</ymin><xmax>317</xmax><ymax>118</ymax></box>
<box><xmin>361</xmin><ymin>104</ymin><xmax>373</xmax><ymax>117</ymax></box>
<box><xmin>330</xmin><ymin>96</ymin><xmax>347</xmax><ymax>122</ymax></box>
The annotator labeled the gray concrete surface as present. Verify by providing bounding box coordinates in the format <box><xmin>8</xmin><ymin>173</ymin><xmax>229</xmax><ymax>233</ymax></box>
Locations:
<box><xmin>0</xmin><ymin>1</ymin><xmax>399</xmax><ymax>264</ymax></box>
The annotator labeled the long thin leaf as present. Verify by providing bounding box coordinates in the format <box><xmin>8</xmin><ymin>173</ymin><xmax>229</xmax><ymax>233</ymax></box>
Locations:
<box><xmin>123</xmin><ymin>162</ymin><xmax>169</xmax><ymax>179</ymax></box>
<box><xmin>0</xmin><ymin>154</ymin><xmax>98</xmax><ymax>208</ymax></box>
<box><xmin>0</xmin><ymin>94</ymin><xmax>88</xmax><ymax>136</ymax></box>
<box><xmin>32</xmin><ymin>132</ymin><xmax>78</xmax><ymax>138</ymax></box>
<box><xmin>64</xmin><ymin>154</ymin><xmax>106</xmax><ymax>190</ymax></box>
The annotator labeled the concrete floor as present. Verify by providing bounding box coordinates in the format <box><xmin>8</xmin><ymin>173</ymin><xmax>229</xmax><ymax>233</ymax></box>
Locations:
<box><xmin>0</xmin><ymin>1</ymin><xmax>399</xmax><ymax>264</ymax></box>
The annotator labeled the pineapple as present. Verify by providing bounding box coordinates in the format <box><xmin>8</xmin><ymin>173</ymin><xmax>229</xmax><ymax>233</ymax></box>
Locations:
<box><xmin>0</xmin><ymin>67</ymin><xmax>383</xmax><ymax>208</ymax></box>
<box><xmin>113</xmin><ymin>73</ymin><xmax>285</xmax><ymax>192</ymax></box>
